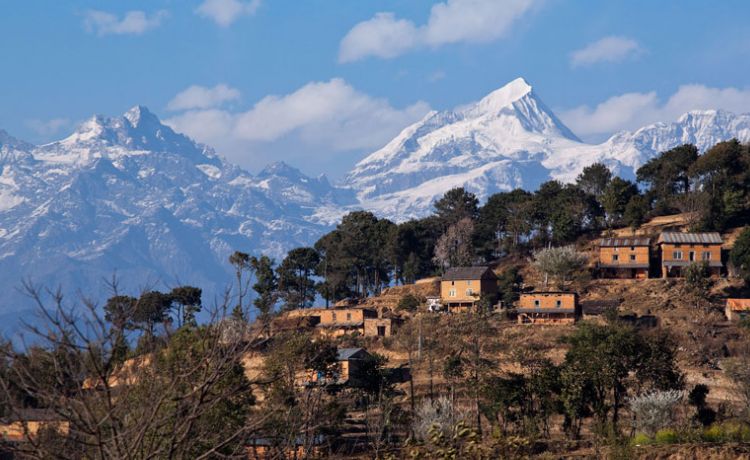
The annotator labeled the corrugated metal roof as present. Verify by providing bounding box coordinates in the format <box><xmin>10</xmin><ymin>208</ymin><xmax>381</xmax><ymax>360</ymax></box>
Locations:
<box><xmin>599</xmin><ymin>237</ymin><xmax>651</xmax><ymax>247</ymax></box>
<box><xmin>442</xmin><ymin>266</ymin><xmax>497</xmax><ymax>281</ymax></box>
<box><xmin>337</xmin><ymin>348</ymin><xmax>368</xmax><ymax>360</ymax></box>
<box><xmin>520</xmin><ymin>291</ymin><xmax>577</xmax><ymax>297</ymax></box>
<box><xmin>657</xmin><ymin>232</ymin><xmax>722</xmax><ymax>244</ymax></box>
<box><xmin>727</xmin><ymin>299</ymin><xmax>750</xmax><ymax>311</ymax></box>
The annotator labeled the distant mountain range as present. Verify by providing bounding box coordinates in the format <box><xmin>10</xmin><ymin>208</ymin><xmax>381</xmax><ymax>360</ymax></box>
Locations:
<box><xmin>348</xmin><ymin>78</ymin><xmax>750</xmax><ymax>220</ymax></box>
<box><xmin>1</xmin><ymin>78</ymin><xmax>749</xmax><ymax>329</ymax></box>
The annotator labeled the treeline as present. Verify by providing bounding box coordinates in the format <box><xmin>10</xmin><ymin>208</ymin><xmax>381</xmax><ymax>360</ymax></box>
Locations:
<box><xmin>251</xmin><ymin>139</ymin><xmax>750</xmax><ymax>307</ymax></box>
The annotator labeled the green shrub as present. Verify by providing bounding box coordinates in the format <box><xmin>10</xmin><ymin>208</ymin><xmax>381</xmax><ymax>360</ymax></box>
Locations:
<box><xmin>654</xmin><ymin>429</ymin><xmax>678</xmax><ymax>444</ymax></box>
<box><xmin>630</xmin><ymin>433</ymin><xmax>652</xmax><ymax>446</ymax></box>
<box><xmin>702</xmin><ymin>424</ymin><xmax>724</xmax><ymax>443</ymax></box>
<box><xmin>397</xmin><ymin>294</ymin><xmax>421</xmax><ymax>312</ymax></box>
<box><xmin>721</xmin><ymin>421</ymin><xmax>750</xmax><ymax>442</ymax></box>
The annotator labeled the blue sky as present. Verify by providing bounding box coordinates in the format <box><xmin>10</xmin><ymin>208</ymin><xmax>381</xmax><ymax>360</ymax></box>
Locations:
<box><xmin>2</xmin><ymin>0</ymin><xmax>750</xmax><ymax>178</ymax></box>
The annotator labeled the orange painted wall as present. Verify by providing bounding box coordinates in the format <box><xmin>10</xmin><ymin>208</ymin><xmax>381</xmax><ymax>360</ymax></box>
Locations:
<box><xmin>599</xmin><ymin>246</ymin><xmax>649</xmax><ymax>265</ymax></box>
<box><xmin>660</xmin><ymin>243</ymin><xmax>721</xmax><ymax>264</ymax></box>
<box><xmin>518</xmin><ymin>293</ymin><xmax>577</xmax><ymax>310</ymax></box>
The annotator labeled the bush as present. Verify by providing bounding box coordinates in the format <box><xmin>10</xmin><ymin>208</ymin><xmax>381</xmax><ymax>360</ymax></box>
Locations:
<box><xmin>654</xmin><ymin>429</ymin><xmax>678</xmax><ymax>444</ymax></box>
<box><xmin>702</xmin><ymin>424</ymin><xmax>724</xmax><ymax>443</ymax></box>
<box><xmin>397</xmin><ymin>294</ymin><xmax>421</xmax><ymax>312</ymax></box>
<box><xmin>630</xmin><ymin>433</ymin><xmax>652</xmax><ymax>446</ymax></box>
<box><xmin>629</xmin><ymin>390</ymin><xmax>684</xmax><ymax>436</ymax></box>
<box><xmin>700</xmin><ymin>422</ymin><xmax>750</xmax><ymax>443</ymax></box>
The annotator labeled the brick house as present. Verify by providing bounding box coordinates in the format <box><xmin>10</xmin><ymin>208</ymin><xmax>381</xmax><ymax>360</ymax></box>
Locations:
<box><xmin>657</xmin><ymin>232</ymin><xmax>722</xmax><ymax>278</ymax></box>
<box><xmin>516</xmin><ymin>292</ymin><xmax>580</xmax><ymax>325</ymax></box>
<box><xmin>597</xmin><ymin>237</ymin><xmax>651</xmax><ymax>279</ymax></box>
<box><xmin>440</xmin><ymin>266</ymin><xmax>498</xmax><ymax>313</ymax></box>
<box><xmin>286</xmin><ymin>307</ymin><xmax>398</xmax><ymax>338</ymax></box>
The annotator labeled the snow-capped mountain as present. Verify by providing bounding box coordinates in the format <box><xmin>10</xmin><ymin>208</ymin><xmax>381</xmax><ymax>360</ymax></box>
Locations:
<box><xmin>345</xmin><ymin>78</ymin><xmax>750</xmax><ymax>220</ymax></box>
<box><xmin>0</xmin><ymin>107</ymin><xmax>345</xmax><ymax>330</ymax></box>
<box><xmin>2</xmin><ymin>78</ymin><xmax>750</xmax><ymax>329</ymax></box>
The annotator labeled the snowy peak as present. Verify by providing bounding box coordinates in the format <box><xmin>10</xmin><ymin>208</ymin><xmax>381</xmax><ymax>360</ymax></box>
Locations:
<box><xmin>0</xmin><ymin>129</ymin><xmax>34</xmax><ymax>152</ymax></box>
<box><xmin>473</xmin><ymin>77</ymin><xmax>533</xmax><ymax>113</ymax></box>
<box><xmin>49</xmin><ymin>106</ymin><xmax>215</xmax><ymax>165</ymax></box>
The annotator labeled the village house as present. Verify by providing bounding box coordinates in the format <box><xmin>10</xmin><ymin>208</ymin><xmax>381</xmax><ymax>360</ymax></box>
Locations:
<box><xmin>516</xmin><ymin>292</ymin><xmax>580</xmax><ymax>325</ymax></box>
<box><xmin>246</xmin><ymin>435</ymin><xmax>327</xmax><ymax>460</ymax></box>
<box><xmin>725</xmin><ymin>298</ymin><xmax>750</xmax><ymax>321</ymax></box>
<box><xmin>440</xmin><ymin>266</ymin><xmax>498</xmax><ymax>313</ymax></box>
<box><xmin>657</xmin><ymin>232</ymin><xmax>723</xmax><ymax>277</ymax></box>
<box><xmin>597</xmin><ymin>237</ymin><xmax>651</xmax><ymax>279</ymax></box>
<box><xmin>308</xmin><ymin>347</ymin><xmax>372</xmax><ymax>387</ymax></box>
<box><xmin>286</xmin><ymin>306</ymin><xmax>399</xmax><ymax>338</ymax></box>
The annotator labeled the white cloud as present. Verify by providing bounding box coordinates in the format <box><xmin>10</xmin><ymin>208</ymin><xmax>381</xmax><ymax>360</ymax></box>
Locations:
<box><xmin>559</xmin><ymin>84</ymin><xmax>750</xmax><ymax>138</ymax></box>
<box><xmin>167</xmin><ymin>84</ymin><xmax>241</xmax><ymax>111</ymax></box>
<box><xmin>570</xmin><ymin>36</ymin><xmax>642</xmax><ymax>67</ymax></box>
<box><xmin>83</xmin><ymin>10</ymin><xmax>167</xmax><ymax>36</ymax></box>
<box><xmin>165</xmin><ymin>78</ymin><xmax>430</xmax><ymax>164</ymax></box>
<box><xmin>339</xmin><ymin>0</ymin><xmax>536</xmax><ymax>62</ymax></box>
<box><xmin>195</xmin><ymin>0</ymin><xmax>261</xmax><ymax>27</ymax></box>
<box><xmin>26</xmin><ymin>118</ymin><xmax>71</xmax><ymax>137</ymax></box>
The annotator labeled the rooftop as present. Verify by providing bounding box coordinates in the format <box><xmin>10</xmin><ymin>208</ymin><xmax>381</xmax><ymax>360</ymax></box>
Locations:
<box><xmin>442</xmin><ymin>266</ymin><xmax>497</xmax><ymax>281</ymax></box>
<box><xmin>657</xmin><ymin>232</ymin><xmax>722</xmax><ymax>244</ymax></box>
<box><xmin>599</xmin><ymin>237</ymin><xmax>651</xmax><ymax>247</ymax></box>
<box><xmin>337</xmin><ymin>348</ymin><xmax>368</xmax><ymax>361</ymax></box>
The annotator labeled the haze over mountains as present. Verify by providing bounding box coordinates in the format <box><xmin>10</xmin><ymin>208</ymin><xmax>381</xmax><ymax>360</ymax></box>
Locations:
<box><xmin>1</xmin><ymin>77</ymin><xmax>749</xmax><ymax>328</ymax></box>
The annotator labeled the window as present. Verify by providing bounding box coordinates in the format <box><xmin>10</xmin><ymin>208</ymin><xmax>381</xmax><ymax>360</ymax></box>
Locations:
<box><xmin>451</xmin><ymin>280</ymin><xmax>455</xmax><ymax>286</ymax></box>
<box><xmin>555</xmin><ymin>300</ymin><xmax>562</xmax><ymax>308</ymax></box>
<box><xmin>630</xmin><ymin>255</ymin><xmax>636</xmax><ymax>261</ymax></box>
<box><xmin>612</xmin><ymin>254</ymin><xmax>619</xmax><ymax>262</ymax></box>
<box><xmin>702</xmin><ymin>252</ymin><xmax>711</xmax><ymax>261</ymax></box>
<box><xmin>534</xmin><ymin>299</ymin><xmax>540</xmax><ymax>307</ymax></box>
<box><xmin>673</xmin><ymin>251</ymin><xmax>682</xmax><ymax>260</ymax></box>
<box><xmin>630</xmin><ymin>246</ymin><xmax>635</xmax><ymax>251</ymax></box>
<box><xmin>449</xmin><ymin>289</ymin><xmax>456</xmax><ymax>297</ymax></box>
<box><xmin>466</xmin><ymin>288</ymin><xmax>473</xmax><ymax>296</ymax></box>
<box><xmin>614</xmin><ymin>247</ymin><xmax>619</xmax><ymax>252</ymax></box>
<box><xmin>689</xmin><ymin>251</ymin><xmax>695</xmax><ymax>262</ymax></box>
<box><xmin>346</xmin><ymin>313</ymin><xmax>352</xmax><ymax>321</ymax></box>
<box><xmin>332</xmin><ymin>313</ymin><xmax>337</xmax><ymax>321</ymax></box>
<box><xmin>467</xmin><ymin>280</ymin><xmax>472</xmax><ymax>286</ymax></box>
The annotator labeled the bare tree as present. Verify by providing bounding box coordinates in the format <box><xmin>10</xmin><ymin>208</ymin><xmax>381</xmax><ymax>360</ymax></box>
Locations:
<box><xmin>531</xmin><ymin>245</ymin><xmax>588</xmax><ymax>288</ymax></box>
<box><xmin>0</xmin><ymin>282</ymin><xmax>265</xmax><ymax>460</ymax></box>
<box><xmin>433</xmin><ymin>218</ymin><xmax>476</xmax><ymax>270</ymax></box>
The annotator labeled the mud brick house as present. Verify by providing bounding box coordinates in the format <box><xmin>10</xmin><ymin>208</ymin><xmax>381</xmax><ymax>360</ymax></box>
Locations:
<box><xmin>516</xmin><ymin>292</ymin><xmax>580</xmax><ymax>325</ymax></box>
<box><xmin>726</xmin><ymin>298</ymin><xmax>750</xmax><ymax>321</ymax></box>
<box><xmin>286</xmin><ymin>307</ymin><xmax>399</xmax><ymax>338</ymax></box>
<box><xmin>657</xmin><ymin>232</ymin><xmax>723</xmax><ymax>277</ymax></box>
<box><xmin>440</xmin><ymin>266</ymin><xmax>498</xmax><ymax>313</ymax></box>
<box><xmin>597</xmin><ymin>237</ymin><xmax>651</xmax><ymax>279</ymax></box>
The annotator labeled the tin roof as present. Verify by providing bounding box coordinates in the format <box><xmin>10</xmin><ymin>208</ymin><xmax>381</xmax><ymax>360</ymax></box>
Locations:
<box><xmin>520</xmin><ymin>291</ymin><xmax>577</xmax><ymax>297</ymax></box>
<box><xmin>657</xmin><ymin>232</ymin><xmax>722</xmax><ymax>244</ymax></box>
<box><xmin>337</xmin><ymin>348</ymin><xmax>369</xmax><ymax>361</ymax></box>
<box><xmin>599</xmin><ymin>237</ymin><xmax>651</xmax><ymax>247</ymax></box>
<box><xmin>442</xmin><ymin>266</ymin><xmax>497</xmax><ymax>281</ymax></box>
<box><xmin>727</xmin><ymin>299</ymin><xmax>750</xmax><ymax>311</ymax></box>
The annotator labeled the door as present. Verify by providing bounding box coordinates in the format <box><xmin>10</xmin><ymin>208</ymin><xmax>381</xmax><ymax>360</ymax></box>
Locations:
<box><xmin>689</xmin><ymin>251</ymin><xmax>695</xmax><ymax>262</ymax></box>
<box><xmin>377</xmin><ymin>326</ymin><xmax>386</xmax><ymax>337</ymax></box>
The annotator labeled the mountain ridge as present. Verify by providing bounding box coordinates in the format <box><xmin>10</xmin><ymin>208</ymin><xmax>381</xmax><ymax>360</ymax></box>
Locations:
<box><xmin>2</xmin><ymin>79</ymin><xmax>750</xmax><ymax>328</ymax></box>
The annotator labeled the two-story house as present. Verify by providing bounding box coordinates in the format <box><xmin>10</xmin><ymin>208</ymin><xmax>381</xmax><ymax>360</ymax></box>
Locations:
<box><xmin>657</xmin><ymin>232</ymin><xmax>723</xmax><ymax>277</ymax></box>
<box><xmin>440</xmin><ymin>266</ymin><xmax>498</xmax><ymax>313</ymax></box>
<box><xmin>516</xmin><ymin>292</ymin><xmax>580</xmax><ymax>325</ymax></box>
<box><xmin>597</xmin><ymin>237</ymin><xmax>651</xmax><ymax>279</ymax></box>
